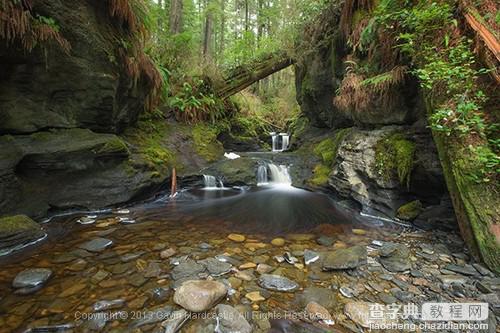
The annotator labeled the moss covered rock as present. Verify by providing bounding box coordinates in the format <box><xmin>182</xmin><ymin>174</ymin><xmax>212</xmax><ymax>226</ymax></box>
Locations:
<box><xmin>0</xmin><ymin>215</ymin><xmax>46</xmax><ymax>253</ymax></box>
<box><xmin>192</xmin><ymin>124</ymin><xmax>224</xmax><ymax>163</ymax></box>
<box><xmin>396</xmin><ymin>201</ymin><xmax>423</xmax><ymax>221</ymax></box>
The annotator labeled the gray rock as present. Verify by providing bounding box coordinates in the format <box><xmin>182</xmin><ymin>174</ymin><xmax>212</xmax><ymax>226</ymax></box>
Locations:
<box><xmin>199</xmin><ymin>258</ymin><xmax>232</xmax><ymax>277</ymax></box>
<box><xmin>443</xmin><ymin>264</ymin><xmax>478</xmax><ymax>276</ymax></box>
<box><xmin>143</xmin><ymin>262</ymin><xmax>163</xmax><ymax>278</ymax></box>
<box><xmin>296</xmin><ymin>287</ymin><xmax>336</xmax><ymax>308</ymax></box>
<box><xmin>438</xmin><ymin>275</ymin><xmax>469</xmax><ymax>285</ymax></box>
<box><xmin>0</xmin><ymin>215</ymin><xmax>46</xmax><ymax>254</ymax></box>
<box><xmin>78</xmin><ymin>238</ymin><xmax>113</xmax><ymax>252</ymax></box>
<box><xmin>379</xmin><ymin>243</ymin><xmax>411</xmax><ymax>272</ymax></box>
<box><xmin>316</xmin><ymin>236</ymin><xmax>334</xmax><ymax>246</ymax></box>
<box><xmin>304</xmin><ymin>249</ymin><xmax>320</xmax><ymax>265</ymax></box>
<box><xmin>130</xmin><ymin>306</ymin><xmax>173</xmax><ymax>328</ymax></box>
<box><xmin>161</xmin><ymin>309</ymin><xmax>189</xmax><ymax>333</ymax></box>
<box><xmin>12</xmin><ymin>268</ymin><xmax>52</xmax><ymax>289</ymax></box>
<box><xmin>93</xmin><ymin>299</ymin><xmax>125</xmax><ymax>312</ymax></box>
<box><xmin>258</xmin><ymin>274</ymin><xmax>299</xmax><ymax>292</ymax></box>
<box><xmin>322</xmin><ymin>245</ymin><xmax>367</xmax><ymax>270</ymax></box>
<box><xmin>215</xmin><ymin>304</ymin><xmax>252</xmax><ymax>333</ymax></box>
<box><xmin>86</xmin><ymin>313</ymin><xmax>108</xmax><ymax>331</ymax></box>
<box><xmin>173</xmin><ymin>280</ymin><xmax>227</xmax><ymax>312</ymax></box>
<box><xmin>171</xmin><ymin>260</ymin><xmax>205</xmax><ymax>280</ymax></box>
<box><xmin>340</xmin><ymin>287</ymin><xmax>357</xmax><ymax>298</ymax></box>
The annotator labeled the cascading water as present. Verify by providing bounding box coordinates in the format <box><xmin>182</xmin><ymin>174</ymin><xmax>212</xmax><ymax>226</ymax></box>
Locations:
<box><xmin>257</xmin><ymin>165</ymin><xmax>269</xmax><ymax>186</ymax></box>
<box><xmin>203</xmin><ymin>175</ymin><xmax>218</xmax><ymax>189</ymax></box>
<box><xmin>257</xmin><ymin>163</ymin><xmax>292</xmax><ymax>186</ymax></box>
<box><xmin>270</xmin><ymin>132</ymin><xmax>290</xmax><ymax>152</ymax></box>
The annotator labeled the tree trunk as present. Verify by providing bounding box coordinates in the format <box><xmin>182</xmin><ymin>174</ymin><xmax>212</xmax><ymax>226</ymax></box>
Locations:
<box><xmin>169</xmin><ymin>0</ymin><xmax>183</xmax><ymax>34</ymax></box>
<box><xmin>203</xmin><ymin>5</ymin><xmax>213</xmax><ymax>61</ymax></box>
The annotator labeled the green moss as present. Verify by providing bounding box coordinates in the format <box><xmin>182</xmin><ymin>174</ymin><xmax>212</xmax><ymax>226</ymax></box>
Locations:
<box><xmin>309</xmin><ymin>164</ymin><xmax>331</xmax><ymax>186</ymax></box>
<box><xmin>396</xmin><ymin>200</ymin><xmax>423</xmax><ymax>221</ymax></box>
<box><xmin>123</xmin><ymin>119</ymin><xmax>177</xmax><ymax>171</ymax></box>
<box><xmin>374</xmin><ymin>132</ymin><xmax>416</xmax><ymax>188</ymax></box>
<box><xmin>314</xmin><ymin>128</ymin><xmax>352</xmax><ymax>166</ymax></box>
<box><xmin>192</xmin><ymin>124</ymin><xmax>224</xmax><ymax>163</ymax></box>
<box><xmin>97</xmin><ymin>137</ymin><xmax>130</xmax><ymax>155</ymax></box>
<box><xmin>0</xmin><ymin>215</ymin><xmax>40</xmax><ymax>234</ymax></box>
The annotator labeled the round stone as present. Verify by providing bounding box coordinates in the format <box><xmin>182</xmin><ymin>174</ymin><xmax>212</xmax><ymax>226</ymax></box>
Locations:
<box><xmin>12</xmin><ymin>268</ymin><xmax>52</xmax><ymax>289</ymax></box>
<box><xmin>173</xmin><ymin>280</ymin><xmax>227</xmax><ymax>312</ymax></box>
<box><xmin>271</xmin><ymin>238</ymin><xmax>286</xmax><ymax>246</ymax></box>
<box><xmin>227</xmin><ymin>234</ymin><xmax>246</xmax><ymax>242</ymax></box>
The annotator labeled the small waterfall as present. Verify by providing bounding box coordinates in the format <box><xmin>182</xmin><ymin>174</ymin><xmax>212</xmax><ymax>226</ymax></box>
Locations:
<box><xmin>271</xmin><ymin>132</ymin><xmax>278</xmax><ymax>152</ymax></box>
<box><xmin>271</xmin><ymin>132</ymin><xmax>290</xmax><ymax>152</ymax></box>
<box><xmin>203</xmin><ymin>175</ymin><xmax>218</xmax><ymax>189</ymax></box>
<box><xmin>257</xmin><ymin>163</ymin><xmax>292</xmax><ymax>186</ymax></box>
<box><xmin>257</xmin><ymin>165</ymin><xmax>269</xmax><ymax>186</ymax></box>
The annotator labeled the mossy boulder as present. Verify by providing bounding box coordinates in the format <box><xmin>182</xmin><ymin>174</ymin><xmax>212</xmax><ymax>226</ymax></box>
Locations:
<box><xmin>0</xmin><ymin>215</ymin><xmax>46</xmax><ymax>254</ymax></box>
<box><xmin>396</xmin><ymin>201</ymin><xmax>423</xmax><ymax>221</ymax></box>
<box><xmin>309</xmin><ymin>164</ymin><xmax>331</xmax><ymax>187</ymax></box>
<box><xmin>192</xmin><ymin>124</ymin><xmax>224</xmax><ymax>163</ymax></box>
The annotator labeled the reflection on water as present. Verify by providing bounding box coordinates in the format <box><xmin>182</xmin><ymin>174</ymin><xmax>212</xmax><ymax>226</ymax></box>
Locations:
<box><xmin>137</xmin><ymin>186</ymin><xmax>367</xmax><ymax>234</ymax></box>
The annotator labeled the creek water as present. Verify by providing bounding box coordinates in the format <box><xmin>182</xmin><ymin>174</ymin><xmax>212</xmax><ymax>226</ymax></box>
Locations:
<box><xmin>0</xmin><ymin>159</ymin><xmax>484</xmax><ymax>333</ymax></box>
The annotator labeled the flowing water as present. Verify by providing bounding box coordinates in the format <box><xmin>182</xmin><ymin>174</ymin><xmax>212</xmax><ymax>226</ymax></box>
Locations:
<box><xmin>270</xmin><ymin>133</ymin><xmax>290</xmax><ymax>152</ymax></box>
<box><xmin>0</xmin><ymin>159</ymin><xmax>487</xmax><ymax>332</ymax></box>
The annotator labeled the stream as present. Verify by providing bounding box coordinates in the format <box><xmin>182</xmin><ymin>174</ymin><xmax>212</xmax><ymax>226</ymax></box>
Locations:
<box><xmin>0</xmin><ymin>154</ymin><xmax>497</xmax><ymax>332</ymax></box>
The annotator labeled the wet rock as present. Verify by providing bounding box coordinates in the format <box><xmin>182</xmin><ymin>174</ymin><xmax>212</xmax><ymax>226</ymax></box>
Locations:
<box><xmin>438</xmin><ymin>275</ymin><xmax>468</xmax><ymax>285</ymax></box>
<box><xmin>271</xmin><ymin>238</ymin><xmax>286</xmax><ymax>246</ymax></box>
<box><xmin>288</xmin><ymin>234</ymin><xmax>315</xmax><ymax>242</ymax></box>
<box><xmin>305</xmin><ymin>301</ymin><xmax>334</xmax><ymax>325</ymax></box>
<box><xmin>344</xmin><ymin>301</ymin><xmax>395</xmax><ymax>328</ymax></box>
<box><xmin>120</xmin><ymin>252</ymin><xmax>144</xmax><ymax>262</ymax></box>
<box><xmin>443</xmin><ymin>264</ymin><xmax>478</xmax><ymax>276</ymax></box>
<box><xmin>91</xmin><ymin>270</ymin><xmax>110</xmax><ymax>283</ymax></box>
<box><xmin>304</xmin><ymin>249</ymin><xmax>320</xmax><ymax>265</ymax></box>
<box><xmin>322</xmin><ymin>245</ymin><xmax>367</xmax><ymax>270</ymax></box>
<box><xmin>284</xmin><ymin>252</ymin><xmax>299</xmax><ymax>265</ymax></box>
<box><xmin>148</xmin><ymin>287</ymin><xmax>171</xmax><ymax>303</ymax></box>
<box><xmin>59</xmin><ymin>283</ymin><xmax>86</xmax><ymax>297</ymax></box>
<box><xmin>85</xmin><ymin>313</ymin><xmax>108</xmax><ymax>331</ymax></box>
<box><xmin>269</xmin><ymin>319</ymin><xmax>329</xmax><ymax>333</ymax></box>
<box><xmin>12</xmin><ymin>268</ymin><xmax>52</xmax><ymax>289</ymax></box>
<box><xmin>239</xmin><ymin>262</ymin><xmax>257</xmax><ymax>269</ymax></box>
<box><xmin>173</xmin><ymin>280</ymin><xmax>227</xmax><ymax>312</ymax></box>
<box><xmin>379</xmin><ymin>243</ymin><xmax>410</xmax><ymax>272</ymax></box>
<box><xmin>93</xmin><ymin>299</ymin><xmax>125</xmax><ymax>312</ymax></box>
<box><xmin>130</xmin><ymin>306</ymin><xmax>173</xmax><ymax>328</ymax></box>
<box><xmin>297</xmin><ymin>287</ymin><xmax>336</xmax><ymax>308</ymax></box>
<box><xmin>379</xmin><ymin>293</ymin><xmax>398</xmax><ymax>304</ymax></box>
<box><xmin>235</xmin><ymin>270</ymin><xmax>255</xmax><ymax>281</ymax></box>
<box><xmin>215</xmin><ymin>304</ymin><xmax>252</xmax><ymax>333</ymax></box>
<box><xmin>162</xmin><ymin>309</ymin><xmax>189</xmax><ymax>333</ymax></box>
<box><xmin>352</xmin><ymin>229</ymin><xmax>367</xmax><ymax>235</ymax></box>
<box><xmin>245</xmin><ymin>291</ymin><xmax>266</xmax><ymax>302</ymax></box>
<box><xmin>0</xmin><ymin>215</ymin><xmax>46</xmax><ymax>254</ymax></box>
<box><xmin>170</xmin><ymin>260</ymin><xmax>205</xmax><ymax>280</ymax></box>
<box><xmin>256</xmin><ymin>264</ymin><xmax>273</xmax><ymax>274</ymax></box>
<box><xmin>78</xmin><ymin>238</ymin><xmax>113</xmax><ymax>252</ymax></box>
<box><xmin>316</xmin><ymin>236</ymin><xmax>334</xmax><ymax>246</ymax></box>
<box><xmin>200</xmin><ymin>258</ymin><xmax>232</xmax><ymax>277</ymax></box>
<box><xmin>199</xmin><ymin>242</ymin><xmax>212</xmax><ymax>250</ymax></box>
<box><xmin>143</xmin><ymin>262</ymin><xmax>163</xmax><ymax>278</ymax></box>
<box><xmin>472</xmin><ymin>263</ymin><xmax>493</xmax><ymax>277</ymax></box>
<box><xmin>258</xmin><ymin>274</ymin><xmax>298</xmax><ymax>292</ymax></box>
<box><xmin>227</xmin><ymin>234</ymin><xmax>246</xmax><ymax>242</ymax></box>
<box><xmin>160</xmin><ymin>248</ymin><xmax>176</xmax><ymax>259</ymax></box>
<box><xmin>339</xmin><ymin>287</ymin><xmax>357</xmax><ymax>298</ymax></box>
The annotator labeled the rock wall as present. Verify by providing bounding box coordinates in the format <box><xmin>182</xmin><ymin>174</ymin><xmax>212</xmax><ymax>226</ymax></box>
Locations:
<box><xmin>0</xmin><ymin>0</ymin><xmax>165</xmax><ymax>218</ymax></box>
<box><xmin>294</xmin><ymin>2</ymin><xmax>451</xmax><ymax>225</ymax></box>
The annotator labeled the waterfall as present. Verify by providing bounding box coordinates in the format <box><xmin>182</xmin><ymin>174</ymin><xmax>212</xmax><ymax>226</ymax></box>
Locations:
<box><xmin>256</xmin><ymin>163</ymin><xmax>292</xmax><ymax>186</ymax></box>
<box><xmin>257</xmin><ymin>165</ymin><xmax>269</xmax><ymax>186</ymax></box>
<box><xmin>271</xmin><ymin>132</ymin><xmax>278</xmax><ymax>152</ymax></box>
<box><xmin>203</xmin><ymin>175</ymin><xmax>218</xmax><ymax>189</ymax></box>
<box><xmin>271</xmin><ymin>132</ymin><xmax>290</xmax><ymax>152</ymax></box>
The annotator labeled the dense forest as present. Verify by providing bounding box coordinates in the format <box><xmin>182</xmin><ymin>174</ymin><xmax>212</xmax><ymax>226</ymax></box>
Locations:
<box><xmin>0</xmin><ymin>0</ymin><xmax>499</xmax><ymax>332</ymax></box>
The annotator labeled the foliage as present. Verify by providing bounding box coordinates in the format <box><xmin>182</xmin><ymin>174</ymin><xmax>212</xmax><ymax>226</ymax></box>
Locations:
<box><xmin>0</xmin><ymin>0</ymin><xmax>70</xmax><ymax>53</ymax></box>
<box><xmin>168</xmin><ymin>78</ymin><xmax>229</xmax><ymax>124</ymax></box>
<box><xmin>309</xmin><ymin>164</ymin><xmax>331</xmax><ymax>187</ymax></box>
<box><xmin>374</xmin><ymin>132</ymin><xmax>416</xmax><ymax>188</ymax></box>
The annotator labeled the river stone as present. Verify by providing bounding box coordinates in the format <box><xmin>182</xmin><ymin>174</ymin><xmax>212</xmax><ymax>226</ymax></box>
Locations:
<box><xmin>344</xmin><ymin>301</ymin><xmax>395</xmax><ymax>328</ymax></box>
<box><xmin>305</xmin><ymin>301</ymin><xmax>334</xmax><ymax>325</ymax></box>
<box><xmin>297</xmin><ymin>287</ymin><xmax>336</xmax><ymax>308</ymax></box>
<box><xmin>0</xmin><ymin>215</ymin><xmax>46</xmax><ymax>253</ymax></box>
<box><xmin>93</xmin><ymin>299</ymin><xmax>125</xmax><ymax>312</ymax></box>
<box><xmin>170</xmin><ymin>260</ymin><xmax>205</xmax><ymax>280</ymax></box>
<box><xmin>162</xmin><ymin>309</ymin><xmax>189</xmax><ymax>333</ymax></box>
<box><xmin>304</xmin><ymin>249</ymin><xmax>320</xmax><ymax>265</ymax></box>
<box><xmin>173</xmin><ymin>280</ymin><xmax>227</xmax><ymax>312</ymax></box>
<box><xmin>443</xmin><ymin>264</ymin><xmax>478</xmax><ymax>276</ymax></box>
<box><xmin>13</xmin><ymin>268</ymin><xmax>52</xmax><ymax>289</ymax></box>
<box><xmin>316</xmin><ymin>236</ymin><xmax>334</xmax><ymax>246</ymax></box>
<box><xmin>258</xmin><ymin>274</ymin><xmax>298</xmax><ymax>292</ymax></box>
<box><xmin>322</xmin><ymin>245</ymin><xmax>367</xmax><ymax>270</ymax></box>
<box><xmin>227</xmin><ymin>234</ymin><xmax>245</xmax><ymax>242</ymax></box>
<box><xmin>78</xmin><ymin>238</ymin><xmax>113</xmax><ymax>252</ymax></box>
<box><xmin>379</xmin><ymin>243</ymin><xmax>411</xmax><ymax>272</ymax></box>
<box><xmin>215</xmin><ymin>304</ymin><xmax>252</xmax><ymax>333</ymax></box>
<box><xmin>199</xmin><ymin>258</ymin><xmax>232</xmax><ymax>276</ymax></box>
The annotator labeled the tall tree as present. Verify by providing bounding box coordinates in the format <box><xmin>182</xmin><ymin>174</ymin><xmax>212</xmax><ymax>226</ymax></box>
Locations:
<box><xmin>169</xmin><ymin>0</ymin><xmax>183</xmax><ymax>34</ymax></box>
<box><xmin>203</xmin><ymin>0</ymin><xmax>214</xmax><ymax>61</ymax></box>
